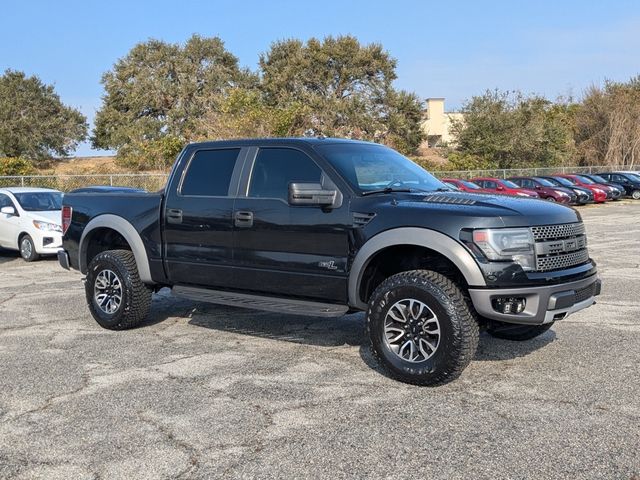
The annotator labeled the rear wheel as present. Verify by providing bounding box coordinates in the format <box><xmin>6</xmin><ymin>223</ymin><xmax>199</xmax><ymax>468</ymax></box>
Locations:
<box><xmin>85</xmin><ymin>249</ymin><xmax>152</xmax><ymax>330</ymax></box>
<box><xmin>19</xmin><ymin>235</ymin><xmax>39</xmax><ymax>262</ymax></box>
<box><xmin>367</xmin><ymin>270</ymin><xmax>479</xmax><ymax>386</ymax></box>
<box><xmin>486</xmin><ymin>321</ymin><xmax>554</xmax><ymax>341</ymax></box>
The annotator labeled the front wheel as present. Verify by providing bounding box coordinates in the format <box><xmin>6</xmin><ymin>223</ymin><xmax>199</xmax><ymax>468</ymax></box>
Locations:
<box><xmin>20</xmin><ymin>235</ymin><xmax>39</xmax><ymax>262</ymax></box>
<box><xmin>367</xmin><ymin>270</ymin><xmax>479</xmax><ymax>386</ymax></box>
<box><xmin>486</xmin><ymin>321</ymin><xmax>554</xmax><ymax>341</ymax></box>
<box><xmin>632</xmin><ymin>190</ymin><xmax>640</xmax><ymax>200</ymax></box>
<box><xmin>85</xmin><ymin>249</ymin><xmax>152</xmax><ymax>330</ymax></box>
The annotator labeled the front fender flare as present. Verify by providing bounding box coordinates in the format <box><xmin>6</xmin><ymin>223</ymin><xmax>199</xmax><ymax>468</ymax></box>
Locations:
<box><xmin>79</xmin><ymin>214</ymin><xmax>153</xmax><ymax>284</ymax></box>
<box><xmin>348</xmin><ymin>227</ymin><xmax>486</xmax><ymax>310</ymax></box>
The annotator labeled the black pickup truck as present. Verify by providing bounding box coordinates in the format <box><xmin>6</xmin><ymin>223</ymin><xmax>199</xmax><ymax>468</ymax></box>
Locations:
<box><xmin>59</xmin><ymin>138</ymin><xmax>601</xmax><ymax>385</ymax></box>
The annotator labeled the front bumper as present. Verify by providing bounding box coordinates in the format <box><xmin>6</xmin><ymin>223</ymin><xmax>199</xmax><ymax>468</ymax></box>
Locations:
<box><xmin>468</xmin><ymin>274</ymin><xmax>601</xmax><ymax>325</ymax></box>
<box><xmin>31</xmin><ymin>230</ymin><xmax>63</xmax><ymax>255</ymax></box>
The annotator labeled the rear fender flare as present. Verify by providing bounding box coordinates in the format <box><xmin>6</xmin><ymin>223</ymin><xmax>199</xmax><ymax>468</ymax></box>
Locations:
<box><xmin>79</xmin><ymin>214</ymin><xmax>153</xmax><ymax>283</ymax></box>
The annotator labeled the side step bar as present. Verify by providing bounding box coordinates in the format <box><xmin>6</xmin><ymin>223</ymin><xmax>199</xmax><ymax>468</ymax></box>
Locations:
<box><xmin>173</xmin><ymin>286</ymin><xmax>349</xmax><ymax>317</ymax></box>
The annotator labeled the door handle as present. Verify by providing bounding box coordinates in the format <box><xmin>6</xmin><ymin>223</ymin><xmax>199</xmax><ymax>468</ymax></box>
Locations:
<box><xmin>234</xmin><ymin>211</ymin><xmax>254</xmax><ymax>228</ymax></box>
<box><xmin>167</xmin><ymin>208</ymin><xmax>183</xmax><ymax>224</ymax></box>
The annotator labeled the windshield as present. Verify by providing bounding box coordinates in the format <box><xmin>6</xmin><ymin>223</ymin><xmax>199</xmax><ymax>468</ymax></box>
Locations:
<box><xmin>576</xmin><ymin>175</ymin><xmax>595</xmax><ymax>184</ymax></box>
<box><xmin>535</xmin><ymin>178</ymin><xmax>555</xmax><ymax>187</ymax></box>
<box><xmin>502</xmin><ymin>180</ymin><xmax>520</xmax><ymax>188</ymax></box>
<box><xmin>554</xmin><ymin>176</ymin><xmax>575</xmax><ymax>186</ymax></box>
<box><xmin>13</xmin><ymin>192</ymin><xmax>63</xmax><ymax>211</ymax></box>
<box><xmin>588</xmin><ymin>175</ymin><xmax>607</xmax><ymax>183</ymax></box>
<box><xmin>315</xmin><ymin>143</ymin><xmax>446</xmax><ymax>193</ymax></box>
<box><xmin>462</xmin><ymin>180</ymin><xmax>481</xmax><ymax>189</ymax></box>
<box><xmin>443</xmin><ymin>182</ymin><xmax>459</xmax><ymax>190</ymax></box>
<box><xmin>628</xmin><ymin>173</ymin><xmax>640</xmax><ymax>182</ymax></box>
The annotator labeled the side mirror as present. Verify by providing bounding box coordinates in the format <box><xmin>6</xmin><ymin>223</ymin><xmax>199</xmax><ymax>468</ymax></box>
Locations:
<box><xmin>535</xmin><ymin>185</ymin><xmax>542</xmax><ymax>189</ymax></box>
<box><xmin>288</xmin><ymin>183</ymin><xmax>336</xmax><ymax>207</ymax></box>
<box><xmin>1</xmin><ymin>206</ymin><xmax>16</xmax><ymax>216</ymax></box>
<box><xmin>496</xmin><ymin>185</ymin><xmax>505</xmax><ymax>191</ymax></box>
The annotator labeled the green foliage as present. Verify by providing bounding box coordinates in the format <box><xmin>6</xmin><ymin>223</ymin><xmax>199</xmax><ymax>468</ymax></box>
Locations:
<box><xmin>0</xmin><ymin>157</ymin><xmax>37</xmax><ymax>176</ymax></box>
<box><xmin>448</xmin><ymin>90</ymin><xmax>575</xmax><ymax>169</ymax></box>
<box><xmin>92</xmin><ymin>34</ymin><xmax>254</xmax><ymax>158</ymax></box>
<box><xmin>115</xmin><ymin>135</ymin><xmax>185</xmax><ymax>171</ymax></box>
<box><xmin>0</xmin><ymin>70</ymin><xmax>87</xmax><ymax>162</ymax></box>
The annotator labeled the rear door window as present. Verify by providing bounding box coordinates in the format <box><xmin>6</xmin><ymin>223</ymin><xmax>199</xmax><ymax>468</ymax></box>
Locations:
<box><xmin>181</xmin><ymin>149</ymin><xmax>240</xmax><ymax>196</ymax></box>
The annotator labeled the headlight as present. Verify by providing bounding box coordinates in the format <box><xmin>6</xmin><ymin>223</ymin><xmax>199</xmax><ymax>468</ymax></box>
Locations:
<box><xmin>33</xmin><ymin>220</ymin><xmax>62</xmax><ymax>233</ymax></box>
<box><xmin>554</xmin><ymin>190</ymin><xmax>569</xmax><ymax>197</ymax></box>
<box><xmin>516</xmin><ymin>192</ymin><xmax>530</xmax><ymax>197</ymax></box>
<box><xmin>593</xmin><ymin>188</ymin><xmax>605</xmax><ymax>194</ymax></box>
<box><xmin>472</xmin><ymin>228</ymin><xmax>535</xmax><ymax>271</ymax></box>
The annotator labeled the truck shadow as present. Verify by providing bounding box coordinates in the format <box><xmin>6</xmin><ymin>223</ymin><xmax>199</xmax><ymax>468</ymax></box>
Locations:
<box><xmin>143</xmin><ymin>291</ymin><xmax>556</xmax><ymax>361</ymax></box>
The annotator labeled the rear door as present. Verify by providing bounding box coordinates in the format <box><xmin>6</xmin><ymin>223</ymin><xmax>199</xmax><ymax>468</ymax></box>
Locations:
<box><xmin>231</xmin><ymin>146</ymin><xmax>351</xmax><ymax>303</ymax></box>
<box><xmin>163</xmin><ymin>147</ymin><xmax>245</xmax><ymax>287</ymax></box>
<box><xmin>0</xmin><ymin>193</ymin><xmax>20</xmax><ymax>248</ymax></box>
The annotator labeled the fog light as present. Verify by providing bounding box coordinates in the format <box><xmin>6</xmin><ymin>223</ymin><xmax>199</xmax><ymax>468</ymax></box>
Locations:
<box><xmin>492</xmin><ymin>297</ymin><xmax>526</xmax><ymax>314</ymax></box>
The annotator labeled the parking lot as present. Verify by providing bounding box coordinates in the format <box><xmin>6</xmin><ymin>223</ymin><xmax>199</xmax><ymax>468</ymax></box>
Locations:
<box><xmin>0</xmin><ymin>201</ymin><xmax>638</xmax><ymax>479</ymax></box>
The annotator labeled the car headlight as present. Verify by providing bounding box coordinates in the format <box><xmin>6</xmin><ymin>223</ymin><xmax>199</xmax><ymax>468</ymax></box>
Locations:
<box><xmin>33</xmin><ymin>220</ymin><xmax>62</xmax><ymax>233</ymax></box>
<box><xmin>554</xmin><ymin>190</ymin><xmax>569</xmax><ymax>197</ymax></box>
<box><xmin>593</xmin><ymin>188</ymin><xmax>605</xmax><ymax>194</ymax></box>
<box><xmin>516</xmin><ymin>192</ymin><xmax>530</xmax><ymax>197</ymax></box>
<box><xmin>472</xmin><ymin>228</ymin><xmax>535</xmax><ymax>271</ymax></box>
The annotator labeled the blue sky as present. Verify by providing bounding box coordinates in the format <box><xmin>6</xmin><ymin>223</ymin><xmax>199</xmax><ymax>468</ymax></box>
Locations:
<box><xmin>2</xmin><ymin>0</ymin><xmax>639</xmax><ymax>156</ymax></box>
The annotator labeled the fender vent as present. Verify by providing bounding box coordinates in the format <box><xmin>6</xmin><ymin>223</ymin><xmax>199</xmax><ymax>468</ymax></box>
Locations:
<box><xmin>352</xmin><ymin>212</ymin><xmax>376</xmax><ymax>227</ymax></box>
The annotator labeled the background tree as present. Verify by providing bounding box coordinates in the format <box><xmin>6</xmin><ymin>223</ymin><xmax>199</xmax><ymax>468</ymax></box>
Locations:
<box><xmin>447</xmin><ymin>89</ymin><xmax>575</xmax><ymax>169</ymax></box>
<box><xmin>259</xmin><ymin>35</ymin><xmax>424</xmax><ymax>154</ymax></box>
<box><xmin>0</xmin><ymin>70</ymin><xmax>87</xmax><ymax>163</ymax></box>
<box><xmin>573</xmin><ymin>77</ymin><xmax>640</xmax><ymax>167</ymax></box>
<box><xmin>92</xmin><ymin>34</ymin><xmax>254</xmax><ymax>169</ymax></box>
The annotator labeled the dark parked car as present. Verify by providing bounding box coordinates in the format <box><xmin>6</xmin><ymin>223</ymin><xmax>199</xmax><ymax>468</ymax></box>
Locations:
<box><xmin>537</xmin><ymin>176</ymin><xmax>594</xmax><ymax>204</ymax></box>
<box><xmin>58</xmin><ymin>138</ymin><xmax>601</xmax><ymax>386</ymax></box>
<box><xmin>508</xmin><ymin>177</ymin><xmax>576</xmax><ymax>204</ymax></box>
<box><xmin>555</xmin><ymin>174</ymin><xmax>617</xmax><ymax>201</ymax></box>
<box><xmin>596</xmin><ymin>172</ymin><xmax>640</xmax><ymax>199</ymax></box>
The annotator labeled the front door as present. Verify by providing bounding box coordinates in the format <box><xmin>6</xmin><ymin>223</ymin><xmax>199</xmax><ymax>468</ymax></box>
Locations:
<box><xmin>163</xmin><ymin>147</ymin><xmax>243</xmax><ymax>287</ymax></box>
<box><xmin>232</xmin><ymin>147</ymin><xmax>351</xmax><ymax>303</ymax></box>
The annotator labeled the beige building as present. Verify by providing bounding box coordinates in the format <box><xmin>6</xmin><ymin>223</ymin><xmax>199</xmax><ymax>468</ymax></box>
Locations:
<box><xmin>421</xmin><ymin>98</ymin><xmax>463</xmax><ymax>147</ymax></box>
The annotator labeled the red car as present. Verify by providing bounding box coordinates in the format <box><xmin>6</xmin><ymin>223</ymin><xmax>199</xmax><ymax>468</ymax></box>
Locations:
<box><xmin>470</xmin><ymin>177</ymin><xmax>540</xmax><ymax>198</ymax></box>
<box><xmin>553</xmin><ymin>175</ymin><xmax>609</xmax><ymax>203</ymax></box>
<box><xmin>441</xmin><ymin>178</ymin><xmax>493</xmax><ymax>193</ymax></box>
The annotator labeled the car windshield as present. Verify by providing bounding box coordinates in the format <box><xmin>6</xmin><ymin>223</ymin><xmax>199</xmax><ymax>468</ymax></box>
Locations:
<box><xmin>589</xmin><ymin>175</ymin><xmax>607</xmax><ymax>183</ymax></box>
<box><xmin>13</xmin><ymin>192</ymin><xmax>63</xmax><ymax>211</ymax></box>
<box><xmin>443</xmin><ymin>182</ymin><xmax>459</xmax><ymax>190</ymax></box>
<box><xmin>315</xmin><ymin>143</ymin><xmax>446</xmax><ymax>193</ymax></box>
<box><xmin>535</xmin><ymin>178</ymin><xmax>555</xmax><ymax>187</ymax></box>
<box><xmin>462</xmin><ymin>180</ymin><xmax>481</xmax><ymax>189</ymax></box>
<box><xmin>554</xmin><ymin>177</ymin><xmax>575</xmax><ymax>186</ymax></box>
<box><xmin>626</xmin><ymin>173</ymin><xmax>640</xmax><ymax>182</ymax></box>
<box><xmin>577</xmin><ymin>175</ymin><xmax>595</xmax><ymax>184</ymax></box>
<box><xmin>502</xmin><ymin>180</ymin><xmax>520</xmax><ymax>188</ymax></box>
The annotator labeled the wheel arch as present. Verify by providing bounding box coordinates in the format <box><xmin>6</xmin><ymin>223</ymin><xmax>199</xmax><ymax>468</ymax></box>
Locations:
<box><xmin>79</xmin><ymin>214</ymin><xmax>153</xmax><ymax>283</ymax></box>
<box><xmin>348</xmin><ymin>228</ymin><xmax>486</xmax><ymax>310</ymax></box>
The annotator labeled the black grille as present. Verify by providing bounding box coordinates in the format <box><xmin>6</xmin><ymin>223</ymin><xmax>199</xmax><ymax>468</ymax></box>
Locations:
<box><xmin>531</xmin><ymin>223</ymin><xmax>585</xmax><ymax>241</ymax></box>
<box><xmin>575</xmin><ymin>283</ymin><xmax>596</xmax><ymax>303</ymax></box>
<box><xmin>533</xmin><ymin>222</ymin><xmax>590</xmax><ymax>272</ymax></box>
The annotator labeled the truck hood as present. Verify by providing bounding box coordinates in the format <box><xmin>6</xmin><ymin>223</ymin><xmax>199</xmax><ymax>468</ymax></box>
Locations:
<box><xmin>365</xmin><ymin>191</ymin><xmax>581</xmax><ymax>229</ymax></box>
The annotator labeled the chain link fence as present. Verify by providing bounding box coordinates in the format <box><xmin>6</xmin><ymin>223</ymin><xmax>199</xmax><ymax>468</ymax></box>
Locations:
<box><xmin>0</xmin><ymin>174</ymin><xmax>169</xmax><ymax>192</ymax></box>
<box><xmin>0</xmin><ymin>166</ymin><xmax>634</xmax><ymax>192</ymax></box>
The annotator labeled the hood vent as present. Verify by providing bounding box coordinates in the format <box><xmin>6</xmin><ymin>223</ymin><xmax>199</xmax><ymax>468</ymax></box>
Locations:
<box><xmin>352</xmin><ymin>212</ymin><xmax>376</xmax><ymax>227</ymax></box>
<box><xmin>421</xmin><ymin>194</ymin><xmax>477</xmax><ymax>205</ymax></box>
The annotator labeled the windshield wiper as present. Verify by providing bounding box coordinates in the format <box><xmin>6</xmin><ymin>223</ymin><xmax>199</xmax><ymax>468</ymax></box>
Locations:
<box><xmin>361</xmin><ymin>187</ymin><xmax>413</xmax><ymax>196</ymax></box>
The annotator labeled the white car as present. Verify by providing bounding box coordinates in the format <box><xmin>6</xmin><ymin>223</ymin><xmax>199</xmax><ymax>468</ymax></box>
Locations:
<box><xmin>0</xmin><ymin>187</ymin><xmax>64</xmax><ymax>261</ymax></box>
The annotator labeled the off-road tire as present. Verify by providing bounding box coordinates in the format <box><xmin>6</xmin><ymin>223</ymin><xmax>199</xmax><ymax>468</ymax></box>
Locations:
<box><xmin>86</xmin><ymin>249</ymin><xmax>152</xmax><ymax>330</ymax></box>
<box><xmin>367</xmin><ymin>270</ymin><xmax>479</xmax><ymax>386</ymax></box>
<box><xmin>19</xmin><ymin>234</ymin><xmax>39</xmax><ymax>262</ymax></box>
<box><xmin>486</xmin><ymin>321</ymin><xmax>554</xmax><ymax>341</ymax></box>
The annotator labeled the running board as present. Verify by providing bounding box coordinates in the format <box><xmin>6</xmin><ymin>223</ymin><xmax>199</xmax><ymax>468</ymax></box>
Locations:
<box><xmin>173</xmin><ymin>286</ymin><xmax>349</xmax><ymax>317</ymax></box>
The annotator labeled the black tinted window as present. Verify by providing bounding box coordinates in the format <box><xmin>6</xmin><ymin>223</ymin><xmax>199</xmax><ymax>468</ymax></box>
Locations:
<box><xmin>181</xmin><ymin>149</ymin><xmax>240</xmax><ymax>196</ymax></box>
<box><xmin>249</xmin><ymin>148</ymin><xmax>321</xmax><ymax>200</ymax></box>
<box><xmin>484</xmin><ymin>181</ymin><xmax>497</xmax><ymax>189</ymax></box>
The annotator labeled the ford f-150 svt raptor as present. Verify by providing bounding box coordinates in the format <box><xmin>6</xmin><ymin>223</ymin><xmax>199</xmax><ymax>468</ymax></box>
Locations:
<box><xmin>58</xmin><ymin>138</ymin><xmax>601</xmax><ymax>385</ymax></box>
